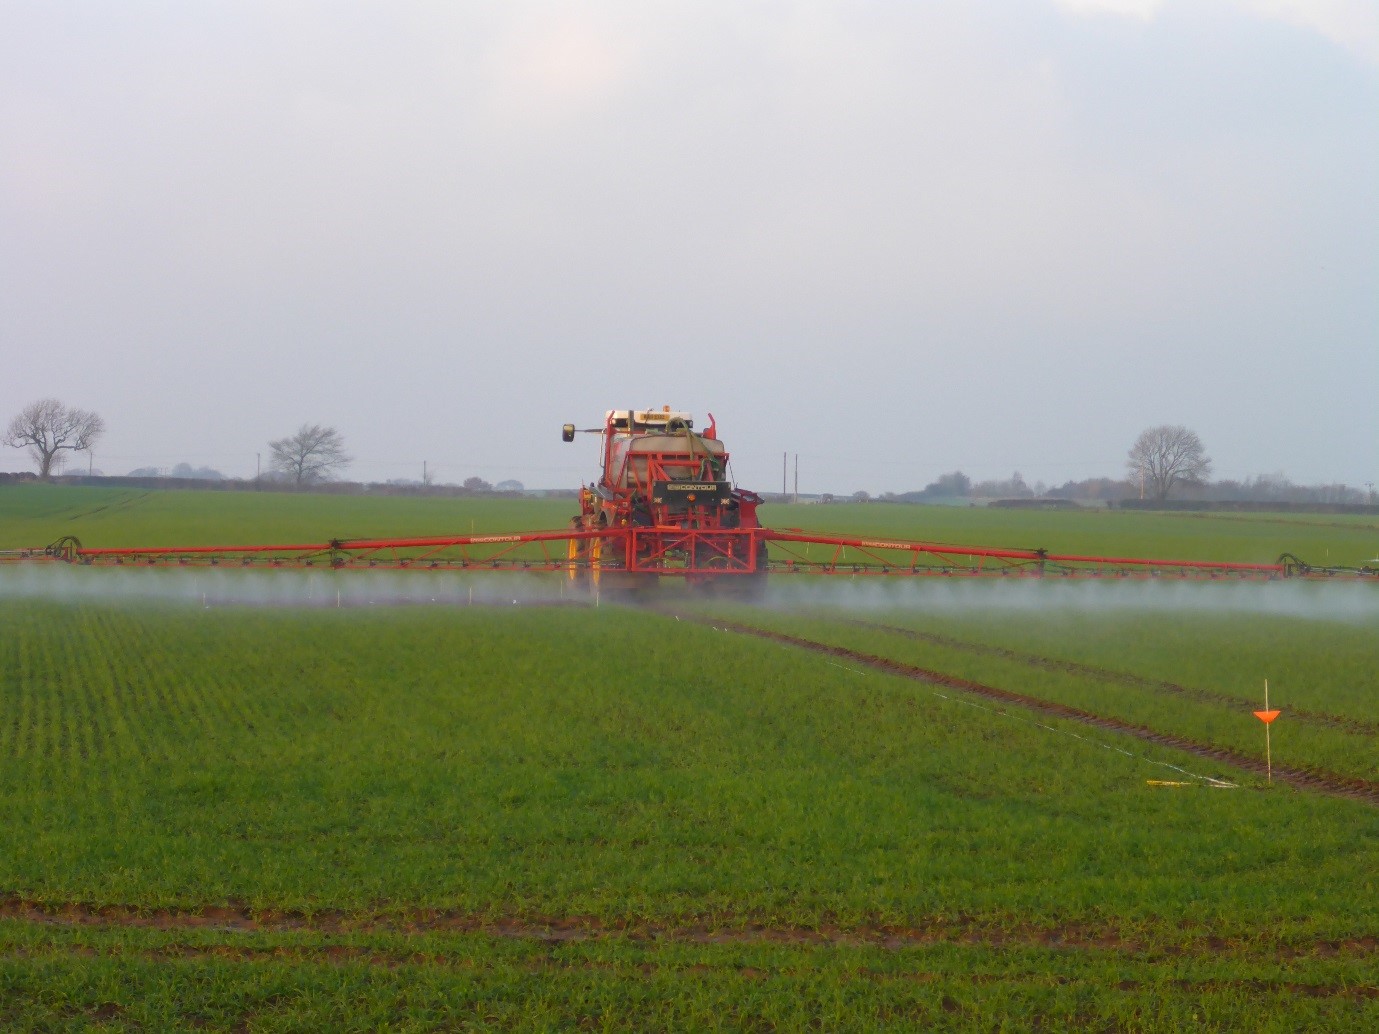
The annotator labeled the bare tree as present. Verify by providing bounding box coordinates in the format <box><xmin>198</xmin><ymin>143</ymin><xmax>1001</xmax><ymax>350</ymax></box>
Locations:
<box><xmin>4</xmin><ymin>398</ymin><xmax>105</xmax><ymax>480</ymax></box>
<box><xmin>1127</xmin><ymin>425</ymin><xmax>1211</xmax><ymax>499</ymax></box>
<box><xmin>268</xmin><ymin>424</ymin><xmax>351</xmax><ymax>485</ymax></box>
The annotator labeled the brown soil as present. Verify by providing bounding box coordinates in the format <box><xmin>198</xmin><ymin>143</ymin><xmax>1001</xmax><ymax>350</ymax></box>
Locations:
<box><xmin>3</xmin><ymin>894</ymin><xmax>1376</xmax><ymax>963</ymax></box>
<box><xmin>4</xmin><ymin>938</ymin><xmax>1376</xmax><ymax>999</ymax></box>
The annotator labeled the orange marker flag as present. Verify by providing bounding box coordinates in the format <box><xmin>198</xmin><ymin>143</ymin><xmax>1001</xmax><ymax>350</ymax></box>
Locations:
<box><xmin>1257</xmin><ymin>680</ymin><xmax>1279</xmax><ymax>784</ymax></box>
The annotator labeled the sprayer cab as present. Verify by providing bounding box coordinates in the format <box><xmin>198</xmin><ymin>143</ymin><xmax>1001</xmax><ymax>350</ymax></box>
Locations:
<box><xmin>568</xmin><ymin>407</ymin><xmax>754</xmax><ymax>528</ymax></box>
<box><xmin>560</xmin><ymin>407</ymin><xmax>766</xmax><ymax>589</ymax></box>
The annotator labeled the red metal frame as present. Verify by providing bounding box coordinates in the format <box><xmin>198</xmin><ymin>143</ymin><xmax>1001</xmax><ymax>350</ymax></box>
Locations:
<box><xmin>562</xmin><ymin>408</ymin><xmax>765</xmax><ymax>584</ymax></box>
<box><xmin>34</xmin><ymin>525</ymin><xmax>1374</xmax><ymax>581</ymax></box>
<box><xmin>20</xmin><ymin>410</ymin><xmax>1378</xmax><ymax>583</ymax></box>
<box><xmin>44</xmin><ymin>531</ymin><xmax>601</xmax><ymax>571</ymax></box>
<box><xmin>760</xmin><ymin>531</ymin><xmax>1294</xmax><ymax>579</ymax></box>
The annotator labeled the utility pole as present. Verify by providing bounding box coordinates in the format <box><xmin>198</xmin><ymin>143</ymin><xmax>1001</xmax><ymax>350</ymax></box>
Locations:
<box><xmin>256</xmin><ymin>453</ymin><xmax>261</xmax><ymax>482</ymax></box>
<box><xmin>793</xmin><ymin>454</ymin><xmax>798</xmax><ymax>503</ymax></box>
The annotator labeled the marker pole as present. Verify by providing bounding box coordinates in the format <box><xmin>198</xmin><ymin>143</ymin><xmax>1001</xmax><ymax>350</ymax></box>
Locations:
<box><xmin>1253</xmin><ymin>679</ymin><xmax>1281</xmax><ymax>784</ymax></box>
<box><xmin>1264</xmin><ymin>680</ymin><xmax>1271</xmax><ymax>783</ymax></box>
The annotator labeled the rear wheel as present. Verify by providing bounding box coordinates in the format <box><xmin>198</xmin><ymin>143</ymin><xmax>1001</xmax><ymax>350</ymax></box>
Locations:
<box><xmin>690</xmin><ymin>569</ymin><xmax>767</xmax><ymax>602</ymax></box>
<box><xmin>598</xmin><ymin>571</ymin><xmax>656</xmax><ymax>604</ymax></box>
<box><xmin>736</xmin><ymin>542</ymin><xmax>769</xmax><ymax>601</ymax></box>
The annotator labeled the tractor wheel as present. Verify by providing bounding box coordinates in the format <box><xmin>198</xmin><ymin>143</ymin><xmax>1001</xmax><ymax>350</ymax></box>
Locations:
<box><xmin>598</xmin><ymin>572</ymin><xmax>656</xmax><ymax>605</ymax></box>
<box><xmin>735</xmin><ymin>543</ymin><xmax>769</xmax><ymax>601</ymax></box>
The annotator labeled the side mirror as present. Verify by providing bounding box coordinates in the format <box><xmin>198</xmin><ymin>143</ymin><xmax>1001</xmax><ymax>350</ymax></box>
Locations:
<box><xmin>561</xmin><ymin>424</ymin><xmax>576</xmax><ymax>443</ymax></box>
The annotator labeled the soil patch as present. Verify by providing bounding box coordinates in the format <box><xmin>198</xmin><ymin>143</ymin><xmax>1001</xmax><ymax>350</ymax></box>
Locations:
<box><xmin>3</xmin><ymin>895</ymin><xmax>1376</xmax><ymax>961</ymax></box>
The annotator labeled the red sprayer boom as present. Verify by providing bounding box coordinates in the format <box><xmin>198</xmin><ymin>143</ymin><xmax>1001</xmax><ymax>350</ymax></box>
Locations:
<box><xmin>24</xmin><ymin>408</ymin><xmax>1379</xmax><ymax>589</ymax></box>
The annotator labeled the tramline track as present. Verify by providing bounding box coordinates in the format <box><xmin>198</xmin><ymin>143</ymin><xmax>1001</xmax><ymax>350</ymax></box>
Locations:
<box><xmin>4</xmin><ymin>892</ymin><xmax>1379</xmax><ymax>959</ymax></box>
<box><xmin>671</xmin><ymin>611</ymin><xmax>1379</xmax><ymax>807</ymax></box>
<box><xmin>835</xmin><ymin>617</ymin><xmax>1379</xmax><ymax>737</ymax></box>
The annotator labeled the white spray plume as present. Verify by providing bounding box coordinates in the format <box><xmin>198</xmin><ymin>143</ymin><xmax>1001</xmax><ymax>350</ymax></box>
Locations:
<box><xmin>758</xmin><ymin>575</ymin><xmax>1379</xmax><ymax>624</ymax></box>
<box><xmin>0</xmin><ymin>566</ymin><xmax>576</xmax><ymax>608</ymax></box>
<box><xmin>1</xmin><ymin>567</ymin><xmax>1376</xmax><ymax>624</ymax></box>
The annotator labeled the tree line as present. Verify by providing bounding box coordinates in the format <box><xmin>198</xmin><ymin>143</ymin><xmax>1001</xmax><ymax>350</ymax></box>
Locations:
<box><xmin>890</xmin><ymin>426</ymin><xmax>1370</xmax><ymax>505</ymax></box>
<box><xmin>1</xmin><ymin>402</ymin><xmax>350</xmax><ymax>485</ymax></box>
<box><xmin>5</xmin><ymin>401</ymin><xmax>1372</xmax><ymax>504</ymax></box>
<box><xmin>2</xmin><ymin>401</ymin><xmax>526</xmax><ymax>492</ymax></box>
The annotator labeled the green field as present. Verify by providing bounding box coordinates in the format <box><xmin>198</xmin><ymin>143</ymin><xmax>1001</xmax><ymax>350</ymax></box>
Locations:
<box><xmin>1</xmin><ymin>485</ymin><xmax>1377</xmax><ymax>1031</ymax></box>
<box><xmin>4</xmin><ymin>482</ymin><xmax>1377</xmax><ymax>567</ymax></box>
<box><xmin>0</xmin><ymin>484</ymin><xmax>577</xmax><ymax>549</ymax></box>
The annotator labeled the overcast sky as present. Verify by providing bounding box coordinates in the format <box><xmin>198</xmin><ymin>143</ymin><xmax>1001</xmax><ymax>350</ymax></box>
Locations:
<box><xmin>3</xmin><ymin>0</ymin><xmax>1376</xmax><ymax>493</ymax></box>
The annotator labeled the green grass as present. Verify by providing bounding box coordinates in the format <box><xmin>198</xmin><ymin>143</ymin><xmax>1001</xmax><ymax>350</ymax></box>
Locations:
<box><xmin>0</xmin><ymin>483</ymin><xmax>576</xmax><ymax>549</ymax></box>
<box><xmin>690</xmin><ymin>597</ymin><xmax>1379</xmax><ymax>781</ymax></box>
<box><xmin>773</xmin><ymin>500</ymin><xmax>1379</xmax><ymax>568</ymax></box>
<box><xmin>881</xmin><ymin>600</ymin><xmax>1379</xmax><ymax>721</ymax></box>
<box><xmin>4</xmin><ymin>922</ymin><xmax>1376</xmax><ymax>1032</ymax></box>
<box><xmin>10</xmin><ymin>601</ymin><xmax>1374</xmax><ymax>928</ymax></box>
<box><xmin>2</xmin><ymin>485</ymin><xmax>1378</xmax><ymax>1029</ymax></box>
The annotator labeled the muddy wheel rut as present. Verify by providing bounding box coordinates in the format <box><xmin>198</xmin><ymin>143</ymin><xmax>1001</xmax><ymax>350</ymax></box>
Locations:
<box><xmin>3</xmin><ymin>895</ymin><xmax>1376</xmax><ymax>964</ymax></box>
<box><xmin>2</xmin><ymin>940</ymin><xmax>1376</xmax><ymax>999</ymax></box>
<box><xmin>675</xmin><ymin>612</ymin><xmax>1379</xmax><ymax>807</ymax></box>
<box><xmin>841</xmin><ymin>617</ymin><xmax>1379</xmax><ymax>737</ymax></box>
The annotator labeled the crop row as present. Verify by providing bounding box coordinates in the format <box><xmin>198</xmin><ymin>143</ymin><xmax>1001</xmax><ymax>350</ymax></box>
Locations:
<box><xmin>693</xmin><ymin>607</ymin><xmax>1377</xmax><ymax>783</ymax></box>
<box><xmin>3</xmin><ymin>920</ymin><xmax>1378</xmax><ymax>1032</ymax></box>
<box><xmin>1</xmin><ymin>600</ymin><xmax>1376</xmax><ymax>939</ymax></box>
